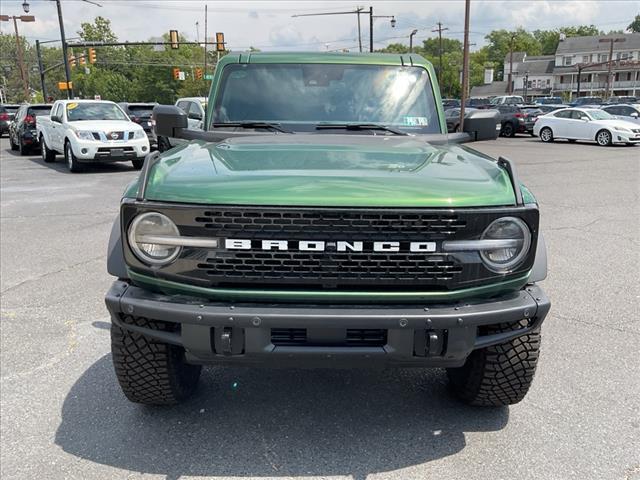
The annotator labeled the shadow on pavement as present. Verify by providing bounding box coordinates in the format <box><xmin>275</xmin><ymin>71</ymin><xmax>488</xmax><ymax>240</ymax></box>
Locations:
<box><xmin>24</xmin><ymin>155</ymin><xmax>136</xmax><ymax>175</ymax></box>
<box><xmin>55</xmin><ymin>355</ymin><xmax>509</xmax><ymax>480</ymax></box>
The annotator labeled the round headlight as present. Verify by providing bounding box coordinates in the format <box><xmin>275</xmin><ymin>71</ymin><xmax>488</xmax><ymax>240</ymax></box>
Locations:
<box><xmin>479</xmin><ymin>217</ymin><xmax>531</xmax><ymax>273</ymax></box>
<box><xmin>128</xmin><ymin>212</ymin><xmax>181</xmax><ymax>265</ymax></box>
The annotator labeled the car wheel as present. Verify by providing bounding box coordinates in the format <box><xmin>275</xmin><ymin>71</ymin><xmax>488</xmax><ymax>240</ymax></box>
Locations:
<box><xmin>18</xmin><ymin>138</ymin><xmax>29</xmax><ymax>156</ymax></box>
<box><xmin>502</xmin><ymin>123</ymin><xmax>514</xmax><ymax>137</ymax></box>
<box><xmin>111</xmin><ymin>316</ymin><xmax>202</xmax><ymax>405</ymax></box>
<box><xmin>447</xmin><ymin>320</ymin><xmax>541</xmax><ymax>406</ymax></box>
<box><xmin>41</xmin><ymin>136</ymin><xmax>56</xmax><ymax>163</ymax></box>
<box><xmin>65</xmin><ymin>141</ymin><xmax>83</xmax><ymax>173</ymax></box>
<box><xmin>596</xmin><ymin>129</ymin><xmax>612</xmax><ymax>146</ymax></box>
<box><xmin>539</xmin><ymin>127</ymin><xmax>553</xmax><ymax>142</ymax></box>
<box><xmin>131</xmin><ymin>158</ymin><xmax>145</xmax><ymax>170</ymax></box>
<box><xmin>157</xmin><ymin>136</ymin><xmax>171</xmax><ymax>152</ymax></box>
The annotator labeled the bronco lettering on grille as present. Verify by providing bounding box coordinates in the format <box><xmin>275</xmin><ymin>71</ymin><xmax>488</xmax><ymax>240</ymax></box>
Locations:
<box><xmin>224</xmin><ymin>239</ymin><xmax>436</xmax><ymax>253</ymax></box>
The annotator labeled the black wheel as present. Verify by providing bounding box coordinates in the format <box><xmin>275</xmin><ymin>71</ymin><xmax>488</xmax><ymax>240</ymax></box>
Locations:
<box><xmin>501</xmin><ymin>123</ymin><xmax>515</xmax><ymax>138</ymax></box>
<box><xmin>9</xmin><ymin>134</ymin><xmax>18</xmax><ymax>151</ymax></box>
<box><xmin>64</xmin><ymin>141</ymin><xmax>83</xmax><ymax>173</ymax></box>
<box><xmin>18</xmin><ymin>138</ymin><xmax>30</xmax><ymax>156</ymax></box>
<box><xmin>41</xmin><ymin>136</ymin><xmax>56</xmax><ymax>163</ymax></box>
<box><xmin>539</xmin><ymin>127</ymin><xmax>553</xmax><ymax>143</ymax></box>
<box><xmin>157</xmin><ymin>136</ymin><xmax>171</xmax><ymax>152</ymax></box>
<box><xmin>111</xmin><ymin>316</ymin><xmax>202</xmax><ymax>405</ymax></box>
<box><xmin>447</xmin><ymin>320</ymin><xmax>541</xmax><ymax>406</ymax></box>
<box><xmin>595</xmin><ymin>129</ymin><xmax>612</xmax><ymax>146</ymax></box>
<box><xmin>131</xmin><ymin>158</ymin><xmax>145</xmax><ymax>170</ymax></box>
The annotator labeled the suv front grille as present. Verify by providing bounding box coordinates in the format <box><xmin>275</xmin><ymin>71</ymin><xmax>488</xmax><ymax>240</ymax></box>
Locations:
<box><xmin>270</xmin><ymin>328</ymin><xmax>387</xmax><ymax>347</ymax></box>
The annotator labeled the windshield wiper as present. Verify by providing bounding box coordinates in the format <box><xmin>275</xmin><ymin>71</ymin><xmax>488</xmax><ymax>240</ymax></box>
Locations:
<box><xmin>211</xmin><ymin>121</ymin><xmax>292</xmax><ymax>133</ymax></box>
<box><xmin>315</xmin><ymin>123</ymin><xmax>409</xmax><ymax>135</ymax></box>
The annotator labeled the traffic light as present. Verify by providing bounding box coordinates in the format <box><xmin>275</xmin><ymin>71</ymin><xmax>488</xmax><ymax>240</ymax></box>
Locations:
<box><xmin>69</xmin><ymin>55</ymin><xmax>76</xmax><ymax>68</ymax></box>
<box><xmin>79</xmin><ymin>55</ymin><xmax>86</xmax><ymax>65</ymax></box>
<box><xmin>88</xmin><ymin>48</ymin><xmax>96</xmax><ymax>64</ymax></box>
<box><xmin>172</xmin><ymin>67</ymin><xmax>180</xmax><ymax>80</ymax></box>
<box><xmin>216</xmin><ymin>32</ymin><xmax>225</xmax><ymax>52</ymax></box>
<box><xmin>169</xmin><ymin>29</ymin><xmax>179</xmax><ymax>49</ymax></box>
<box><xmin>195</xmin><ymin>68</ymin><xmax>203</xmax><ymax>80</ymax></box>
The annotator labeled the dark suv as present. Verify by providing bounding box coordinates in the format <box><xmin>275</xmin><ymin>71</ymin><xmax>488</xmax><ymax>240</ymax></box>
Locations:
<box><xmin>496</xmin><ymin>105</ymin><xmax>542</xmax><ymax>137</ymax></box>
<box><xmin>118</xmin><ymin>103</ymin><xmax>158</xmax><ymax>149</ymax></box>
<box><xmin>1</xmin><ymin>104</ymin><xmax>21</xmax><ymax>136</ymax></box>
<box><xmin>9</xmin><ymin>104</ymin><xmax>52</xmax><ymax>155</ymax></box>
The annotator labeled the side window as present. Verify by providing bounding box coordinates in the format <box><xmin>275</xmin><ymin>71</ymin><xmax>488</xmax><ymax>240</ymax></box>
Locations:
<box><xmin>619</xmin><ymin>106</ymin><xmax>634</xmax><ymax>116</ymax></box>
<box><xmin>554</xmin><ymin>110</ymin><xmax>572</xmax><ymax>119</ymax></box>
<box><xmin>16</xmin><ymin>106</ymin><xmax>26</xmax><ymax>121</ymax></box>
<box><xmin>176</xmin><ymin>101</ymin><xmax>189</xmax><ymax>113</ymax></box>
<box><xmin>604</xmin><ymin>106</ymin><xmax>619</xmax><ymax>115</ymax></box>
<box><xmin>570</xmin><ymin>110</ymin><xmax>586</xmax><ymax>120</ymax></box>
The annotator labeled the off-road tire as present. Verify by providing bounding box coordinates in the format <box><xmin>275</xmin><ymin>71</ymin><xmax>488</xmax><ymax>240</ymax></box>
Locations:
<box><xmin>596</xmin><ymin>129</ymin><xmax>612</xmax><ymax>146</ymax></box>
<box><xmin>447</xmin><ymin>320</ymin><xmax>541</xmax><ymax>406</ymax></box>
<box><xmin>41</xmin><ymin>136</ymin><xmax>56</xmax><ymax>163</ymax></box>
<box><xmin>131</xmin><ymin>158</ymin><xmax>145</xmax><ymax>170</ymax></box>
<box><xmin>65</xmin><ymin>140</ymin><xmax>84</xmax><ymax>173</ymax></box>
<box><xmin>501</xmin><ymin>123</ymin><xmax>515</xmax><ymax>138</ymax></box>
<box><xmin>111</xmin><ymin>316</ymin><xmax>202</xmax><ymax>405</ymax></box>
<box><xmin>539</xmin><ymin>127</ymin><xmax>553</xmax><ymax>143</ymax></box>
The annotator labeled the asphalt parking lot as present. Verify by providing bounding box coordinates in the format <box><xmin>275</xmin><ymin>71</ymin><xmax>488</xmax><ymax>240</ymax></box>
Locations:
<box><xmin>1</xmin><ymin>135</ymin><xmax>638</xmax><ymax>480</ymax></box>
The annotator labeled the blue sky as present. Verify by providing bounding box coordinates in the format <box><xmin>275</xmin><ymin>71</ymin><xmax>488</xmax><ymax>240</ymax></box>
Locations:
<box><xmin>1</xmin><ymin>0</ymin><xmax>637</xmax><ymax>51</ymax></box>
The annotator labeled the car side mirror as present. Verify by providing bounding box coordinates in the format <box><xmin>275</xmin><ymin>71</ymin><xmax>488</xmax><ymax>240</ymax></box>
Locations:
<box><xmin>153</xmin><ymin>105</ymin><xmax>188</xmax><ymax>137</ymax></box>
<box><xmin>631</xmin><ymin>112</ymin><xmax>639</xmax><ymax>118</ymax></box>
<box><xmin>462</xmin><ymin>109</ymin><xmax>500</xmax><ymax>141</ymax></box>
<box><xmin>51</xmin><ymin>115</ymin><xmax>62</xmax><ymax>123</ymax></box>
<box><xmin>580</xmin><ymin>117</ymin><xmax>590</xmax><ymax>122</ymax></box>
<box><xmin>188</xmin><ymin>111</ymin><xmax>203</xmax><ymax>121</ymax></box>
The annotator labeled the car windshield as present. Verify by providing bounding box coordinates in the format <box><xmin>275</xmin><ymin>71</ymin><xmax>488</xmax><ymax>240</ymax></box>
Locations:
<box><xmin>66</xmin><ymin>102</ymin><xmax>127</xmax><ymax>121</ymax></box>
<box><xmin>127</xmin><ymin>105</ymin><xmax>155</xmax><ymax>118</ymax></box>
<box><xmin>212</xmin><ymin>63</ymin><xmax>440</xmax><ymax>134</ymax></box>
<box><xmin>586</xmin><ymin>110</ymin><xmax>612</xmax><ymax>120</ymax></box>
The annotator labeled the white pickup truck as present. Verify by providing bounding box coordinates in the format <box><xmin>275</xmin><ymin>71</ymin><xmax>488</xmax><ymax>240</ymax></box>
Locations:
<box><xmin>37</xmin><ymin>99</ymin><xmax>150</xmax><ymax>172</ymax></box>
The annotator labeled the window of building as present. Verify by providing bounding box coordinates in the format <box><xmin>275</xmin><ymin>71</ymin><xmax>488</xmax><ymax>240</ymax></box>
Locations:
<box><xmin>563</xmin><ymin>56</ymin><xmax>573</xmax><ymax>66</ymax></box>
<box><xmin>546</xmin><ymin>79</ymin><xmax>550</xmax><ymax>86</ymax></box>
<box><xmin>599</xmin><ymin>54</ymin><xmax>608</xmax><ymax>62</ymax></box>
<box><xmin>582</xmin><ymin>55</ymin><xmax>590</xmax><ymax>63</ymax></box>
<box><xmin>527</xmin><ymin>80</ymin><xmax>532</xmax><ymax>88</ymax></box>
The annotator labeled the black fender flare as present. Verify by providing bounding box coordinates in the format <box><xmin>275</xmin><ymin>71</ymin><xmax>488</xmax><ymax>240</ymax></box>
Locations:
<box><xmin>530</xmin><ymin>232</ymin><xmax>548</xmax><ymax>283</ymax></box>
<box><xmin>107</xmin><ymin>213</ymin><xmax>128</xmax><ymax>279</ymax></box>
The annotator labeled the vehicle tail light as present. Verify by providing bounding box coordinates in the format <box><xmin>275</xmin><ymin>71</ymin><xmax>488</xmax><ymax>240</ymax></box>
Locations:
<box><xmin>515</xmin><ymin>113</ymin><xmax>524</xmax><ymax>118</ymax></box>
<box><xmin>25</xmin><ymin>114</ymin><xmax>35</xmax><ymax>125</ymax></box>
<box><xmin>0</xmin><ymin>113</ymin><xmax>8</xmax><ymax>121</ymax></box>
<box><xmin>131</xmin><ymin>116</ymin><xmax>140</xmax><ymax>123</ymax></box>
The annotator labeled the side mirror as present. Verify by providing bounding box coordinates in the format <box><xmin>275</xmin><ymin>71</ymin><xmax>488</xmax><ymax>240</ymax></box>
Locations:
<box><xmin>631</xmin><ymin>112</ymin><xmax>639</xmax><ymax>118</ymax></box>
<box><xmin>188</xmin><ymin>111</ymin><xmax>203</xmax><ymax>121</ymax></box>
<box><xmin>153</xmin><ymin>105</ymin><xmax>188</xmax><ymax>138</ymax></box>
<box><xmin>51</xmin><ymin>115</ymin><xmax>62</xmax><ymax>123</ymax></box>
<box><xmin>580</xmin><ymin>116</ymin><xmax>590</xmax><ymax>122</ymax></box>
<box><xmin>462</xmin><ymin>109</ymin><xmax>500</xmax><ymax>141</ymax></box>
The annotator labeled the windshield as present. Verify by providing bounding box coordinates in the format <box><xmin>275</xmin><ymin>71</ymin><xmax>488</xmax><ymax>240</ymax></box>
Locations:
<box><xmin>212</xmin><ymin>63</ymin><xmax>440</xmax><ymax>134</ymax></box>
<box><xmin>586</xmin><ymin>110</ymin><xmax>612</xmax><ymax>120</ymax></box>
<box><xmin>66</xmin><ymin>102</ymin><xmax>127</xmax><ymax>121</ymax></box>
<box><xmin>29</xmin><ymin>106</ymin><xmax>52</xmax><ymax>117</ymax></box>
<box><xmin>127</xmin><ymin>105</ymin><xmax>155</xmax><ymax>118</ymax></box>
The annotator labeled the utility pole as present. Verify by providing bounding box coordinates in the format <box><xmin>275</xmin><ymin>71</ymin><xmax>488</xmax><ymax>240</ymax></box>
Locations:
<box><xmin>35</xmin><ymin>40</ymin><xmax>47</xmax><ymax>101</ymax></box>
<box><xmin>599</xmin><ymin>37</ymin><xmax>625</xmax><ymax>99</ymax></box>
<box><xmin>369</xmin><ymin>6</ymin><xmax>374</xmax><ymax>52</ymax></box>
<box><xmin>54</xmin><ymin>0</ymin><xmax>73</xmax><ymax>99</ymax></box>
<box><xmin>507</xmin><ymin>32</ymin><xmax>516</xmax><ymax>95</ymax></box>
<box><xmin>432</xmin><ymin>22</ymin><xmax>449</xmax><ymax>88</ymax></box>
<box><xmin>0</xmin><ymin>8</ymin><xmax>35</xmax><ymax>100</ymax></box>
<box><xmin>356</xmin><ymin>7</ymin><xmax>363</xmax><ymax>52</ymax></box>
<box><xmin>458</xmin><ymin>0</ymin><xmax>471</xmax><ymax>133</ymax></box>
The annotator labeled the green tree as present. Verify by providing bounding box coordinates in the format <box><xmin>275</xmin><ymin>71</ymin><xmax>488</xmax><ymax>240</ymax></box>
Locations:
<box><xmin>627</xmin><ymin>14</ymin><xmax>640</xmax><ymax>32</ymax></box>
<box><xmin>484</xmin><ymin>28</ymin><xmax>541</xmax><ymax>74</ymax></box>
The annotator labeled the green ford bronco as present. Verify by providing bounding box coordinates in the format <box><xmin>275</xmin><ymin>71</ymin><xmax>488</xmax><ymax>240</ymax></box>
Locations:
<box><xmin>105</xmin><ymin>52</ymin><xmax>550</xmax><ymax>406</ymax></box>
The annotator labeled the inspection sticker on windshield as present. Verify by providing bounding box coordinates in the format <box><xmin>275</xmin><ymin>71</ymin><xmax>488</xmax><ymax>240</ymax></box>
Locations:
<box><xmin>403</xmin><ymin>116</ymin><xmax>428</xmax><ymax>126</ymax></box>
<box><xmin>67</xmin><ymin>103</ymin><xmax>78</xmax><ymax>110</ymax></box>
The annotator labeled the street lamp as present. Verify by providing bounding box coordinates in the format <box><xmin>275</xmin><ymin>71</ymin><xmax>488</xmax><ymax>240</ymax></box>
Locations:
<box><xmin>409</xmin><ymin>29</ymin><xmax>418</xmax><ymax>53</ymax></box>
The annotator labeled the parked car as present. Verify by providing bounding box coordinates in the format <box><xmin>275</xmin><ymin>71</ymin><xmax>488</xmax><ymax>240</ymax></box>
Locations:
<box><xmin>108</xmin><ymin>52</ymin><xmax>549</xmax><ymax>407</ymax></box>
<box><xmin>442</xmin><ymin>98</ymin><xmax>460</xmax><ymax>109</ymax></box>
<box><xmin>600</xmin><ymin>104</ymin><xmax>640</xmax><ymax>124</ymax></box>
<box><xmin>604</xmin><ymin>96</ymin><xmax>637</xmax><ymax>105</ymax></box>
<box><xmin>37</xmin><ymin>99</ymin><xmax>150</xmax><ymax>172</ymax></box>
<box><xmin>8</xmin><ymin>103</ymin><xmax>52</xmax><ymax>155</ymax></box>
<box><xmin>444</xmin><ymin>107</ymin><xmax>476</xmax><ymax>132</ymax></box>
<box><xmin>0</xmin><ymin>104</ymin><xmax>21</xmax><ymax>136</ymax></box>
<box><xmin>519</xmin><ymin>106</ymin><xmax>544</xmax><ymax>134</ymax></box>
<box><xmin>536</xmin><ymin>104</ymin><xmax>565</xmax><ymax>114</ymax></box>
<box><xmin>533</xmin><ymin>107</ymin><xmax>640</xmax><ymax>146</ymax></box>
<box><xmin>490</xmin><ymin>95</ymin><xmax>525</xmax><ymax>106</ymax></box>
<box><xmin>118</xmin><ymin>102</ymin><xmax>158</xmax><ymax>149</ymax></box>
<box><xmin>494</xmin><ymin>104</ymin><xmax>540</xmax><ymax>137</ymax></box>
<box><xmin>569</xmin><ymin>96</ymin><xmax>603</xmax><ymax>107</ymax></box>
<box><xmin>466</xmin><ymin>97</ymin><xmax>492</xmax><ymax>108</ymax></box>
<box><xmin>535</xmin><ymin>97</ymin><xmax>563</xmax><ymax>105</ymax></box>
<box><xmin>156</xmin><ymin>96</ymin><xmax>207</xmax><ymax>151</ymax></box>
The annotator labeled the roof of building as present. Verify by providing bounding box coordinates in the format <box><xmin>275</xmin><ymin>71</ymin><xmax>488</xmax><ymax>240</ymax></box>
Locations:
<box><xmin>470</xmin><ymin>81</ymin><xmax>508</xmax><ymax>97</ymax></box>
<box><xmin>503</xmin><ymin>53</ymin><xmax>554</xmax><ymax>75</ymax></box>
<box><xmin>504</xmin><ymin>52</ymin><xmax>527</xmax><ymax>64</ymax></box>
<box><xmin>556</xmin><ymin>33</ymin><xmax>640</xmax><ymax>54</ymax></box>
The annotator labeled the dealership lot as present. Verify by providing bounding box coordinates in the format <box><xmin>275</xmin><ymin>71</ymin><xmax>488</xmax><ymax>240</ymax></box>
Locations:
<box><xmin>0</xmin><ymin>136</ymin><xmax>638</xmax><ymax>480</ymax></box>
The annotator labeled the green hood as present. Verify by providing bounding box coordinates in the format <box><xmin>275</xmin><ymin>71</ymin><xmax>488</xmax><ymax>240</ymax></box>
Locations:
<box><xmin>134</xmin><ymin>135</ymin><xmax>519</xmax><ymax>207</ymax></box>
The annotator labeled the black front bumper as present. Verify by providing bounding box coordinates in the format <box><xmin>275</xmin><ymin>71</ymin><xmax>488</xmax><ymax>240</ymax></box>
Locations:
<box><xmin>105</xmin><ymin>281</ymin><xmax>550</xmax><ymax>368</ymax></box>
